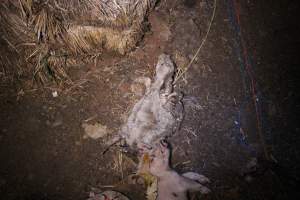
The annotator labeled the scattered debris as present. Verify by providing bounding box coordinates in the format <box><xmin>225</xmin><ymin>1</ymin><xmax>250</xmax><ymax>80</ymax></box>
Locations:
<box><xmin>173</xmin><ymin>51</ymin><xmax>189</xmax><ymax>73</ymax></box>
<box><xmin>127</xmin><ymin>174</ymin><xmax>146</xmax><ymax>186</ymax></box>
<box><xmin>52</xmin><ymin>117</ymin><xmax>63</xmax><ymax>127</ymax></box>
<box><xmin>82</xmin><ymin>122</ymin><xmax>110</xmax><ymax>140</ymax></box>
<box><xmin>136</xmin><ymin>153</ymin><xmax>158</xmax><ymax>200</ymax></box>
<box><xmin>17</xmin><ymin>89</ymin><xmax>25</xmax><ymax>100</ymax></box>
<box><xmin>84</xmin><ymin>115</ymin><xmax>98</xmax><ymax>123</ymax></box>
<box><xmin>52</xmin><ymin>91</ymin><xmax>58</xmax><ymax>97</ymax></box>
<box><xmin>87</xmin><ymin>190</ymin><xmax>130</xmax><ymax>200</ymax></box>
<box><xmin>146</xmin><ymin>177</ymin><xmax>158</xmax><ymax>200</ymax></box>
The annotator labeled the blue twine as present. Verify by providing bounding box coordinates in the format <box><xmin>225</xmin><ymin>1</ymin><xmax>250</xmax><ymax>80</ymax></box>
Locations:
<box><xmin>226</xmin><ymin>0</ymin><xmax>272</xmax><ymax>156</ymax></box>
<box><xmin>233</xmin><ymin>98</ymin><xmax>257</xmax><ymax>157</ymax></box>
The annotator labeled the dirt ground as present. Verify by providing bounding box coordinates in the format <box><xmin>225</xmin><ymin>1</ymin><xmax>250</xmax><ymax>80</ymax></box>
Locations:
<box><xmin>0</xmin><ymin>0</ymin><xmax>299</xmax><ymax>199</ymax></box>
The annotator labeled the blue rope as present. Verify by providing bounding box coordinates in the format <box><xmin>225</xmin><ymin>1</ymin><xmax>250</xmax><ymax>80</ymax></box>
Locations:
<box><xmin>233</xmin><ymin>98</ymin><xmax>257</xmax><ymax>156</ymax></box>
<box><xmin>226</xmin><ymin>0</ymin><xmax>272</xmax><ymax>156</ymax></box>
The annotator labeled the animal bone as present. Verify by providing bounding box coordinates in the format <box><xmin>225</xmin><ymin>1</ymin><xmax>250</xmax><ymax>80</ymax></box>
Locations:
<box><xmin>149</xmin><ymin>141</ymin><xmax>210</xmax><ymax>200</ymax></box>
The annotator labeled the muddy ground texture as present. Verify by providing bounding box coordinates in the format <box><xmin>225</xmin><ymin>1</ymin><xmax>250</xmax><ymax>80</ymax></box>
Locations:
<box><xmin>0</xmin><ymin>0</ymin><xmax>299</xmax><ymax>199</ymax></box>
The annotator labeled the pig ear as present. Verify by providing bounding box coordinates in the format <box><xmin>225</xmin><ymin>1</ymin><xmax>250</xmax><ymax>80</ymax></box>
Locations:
<box><xmin>182</xmin><ymin>172</ymin><xmax>210</xmax><ymax>184</ymax></box>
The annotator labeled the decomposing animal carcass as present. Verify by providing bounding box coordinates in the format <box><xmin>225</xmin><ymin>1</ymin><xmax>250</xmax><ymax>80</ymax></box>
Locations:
<box><xmin>149</xmin><ymin>141</ymin><xmax>210</xmax><ymax>200</ymax></box>
<box><xmin>119</xmin><ymin>54</ymin><xmax>183</xmax><ymax>150</ymax></box>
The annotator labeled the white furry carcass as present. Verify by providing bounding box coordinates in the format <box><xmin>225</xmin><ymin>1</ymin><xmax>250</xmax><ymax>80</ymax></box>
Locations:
<box><xmin>149</xmin><ymin>141</ymin><xmax>210</xmax><ymax>200</ymax></box>
<box><xmin>120</xmin><ymin>54</ymin><xmax>183</xmax><ymax>149</ymax></box>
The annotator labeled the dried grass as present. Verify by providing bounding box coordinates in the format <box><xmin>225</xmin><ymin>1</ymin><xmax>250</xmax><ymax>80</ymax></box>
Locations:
<box><xmin>0</xmin><ymin>0</ymin><xmax>156</xmax><ymax>84</ymax></box>
<box><xmin>66</xmin><ymin>25</ymin><xmax>140</xmax><ymax>55</ymax></box>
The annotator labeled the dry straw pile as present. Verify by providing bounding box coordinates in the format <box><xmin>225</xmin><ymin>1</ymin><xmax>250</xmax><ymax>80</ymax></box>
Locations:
<box><xmin>0</xmin><ymin>0</ymin><xmax>156</xmax><ymax>83</ymax></box>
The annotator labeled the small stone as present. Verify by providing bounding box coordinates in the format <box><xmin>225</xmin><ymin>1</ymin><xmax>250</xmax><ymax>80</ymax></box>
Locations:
<box><xmin>52</xmin><ymin>91</ymin><xmax>58</xmax><ymax>98</ymax></box>
<box><xmin>52</xmin><ymin>118</ymin><xmax>63</xmax><ymax>127</ymax></box>
<box><xmin>82</xmin><ymin>122</ymin><xmax>110</xmax><ymax>140</ymax></box>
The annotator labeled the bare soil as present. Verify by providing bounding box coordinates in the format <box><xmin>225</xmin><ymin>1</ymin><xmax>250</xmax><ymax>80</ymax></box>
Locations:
<box><xmin>1</xmin><ymin>0</ymin><xmax>299</xmax><ymax>199</ymax></box>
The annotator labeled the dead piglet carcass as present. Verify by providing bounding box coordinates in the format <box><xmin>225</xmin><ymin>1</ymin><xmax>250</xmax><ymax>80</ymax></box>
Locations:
<box><xmin>149</xmin><ymin>141</ymin><xmax>210</xmax><ymax>200</ymax></box>
<box><xmin>120</xmin><ymin>54</ymin><xmax>183</xmax><ymax>150</ymax></box>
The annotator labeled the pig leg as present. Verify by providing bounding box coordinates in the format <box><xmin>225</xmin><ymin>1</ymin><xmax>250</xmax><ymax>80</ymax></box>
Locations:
<box><xmin>182</xmin><ymin>172</ymin><xmax>210</xmax><ymax>184</ymax></box>
<box><xmin>180</xmin><ymin>177</ymin><xmax>211</xmax><ymax>194</ymax></box>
